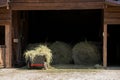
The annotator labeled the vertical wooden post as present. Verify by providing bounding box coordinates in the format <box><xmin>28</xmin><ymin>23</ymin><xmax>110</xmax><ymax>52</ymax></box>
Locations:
<box><xmin>103</xmin><ymin>24</ymin><xmax>107</xmax><ymax>68</ymax></box>
<box><xmin>5</xmin><ymin>24</ymin><xmax>12</xmax><ymax>67</ymax></box>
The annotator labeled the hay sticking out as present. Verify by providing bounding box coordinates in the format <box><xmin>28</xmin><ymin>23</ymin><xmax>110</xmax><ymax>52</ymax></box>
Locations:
<box><xmin>50</xmin><ymin>41</ymin><xmax>72</xmax><ymax>64</ymax></box>
<box><xmin>35</xmin><ymin>45</ymin><xmax>52</xmax><ymax>65</ymax></box>
<box><xmin>72</xmin><ymin>41</ymin><xmax>100</xmax><ymax>65</ymax></box>
<box><xmin>24</xmin><ymin>44</ymin><xmax>52</xmax><ymax>65</ymax></box>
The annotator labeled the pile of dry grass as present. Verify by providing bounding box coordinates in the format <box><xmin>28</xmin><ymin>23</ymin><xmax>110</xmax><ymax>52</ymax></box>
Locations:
<box><xmin>72</xmin><ymin>41</ymin><xmax>100</xmax><ymax>65</ymax></box>
<box><xmin>50</xmin><ymin>41</ymin><xmax>72</xmax><ymax>64</ymax></box>
<box><xmin>24</xmin><ymin>44</ymin><xmax>52</xmax><ymax>66</ymax></box>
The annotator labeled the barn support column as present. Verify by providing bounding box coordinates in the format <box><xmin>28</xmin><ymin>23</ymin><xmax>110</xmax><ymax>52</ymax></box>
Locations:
<box><xmin>103</xmin><ymin>24</ymin><xmax>107</xmax><ymax>68</ymax></box>
<box><xmin>5</xmin><ymin>24</ymin><xmax>12</xmax><ymax>67</ymax></box>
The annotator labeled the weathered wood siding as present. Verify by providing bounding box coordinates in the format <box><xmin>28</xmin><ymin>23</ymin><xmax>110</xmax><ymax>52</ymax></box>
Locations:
<box><xmin>11</xmin><ymin>0</ymin><xmax>103</xmax><ymax>2</ymax></box>
<box><xmin>0</xmin><ymin>7</ymin><xmax>12</xmax><ymax>68</ymax></box>
<box><xmin>104</xmin><ymin>6</ymin><xmax>120</xmax><ymax>24</ymax></box>
<box><xmin>0</xmin><ymin>7</ymin><xmax>10</xmax><ymax>20</ymax></box>
<box><xmin>0</xmin><ymin>45</ymin><xmax>5</xmax><ymax>67</ymax></box>
<box><xmin>0</xmin><ymin>0</ymin><xmax>7</xmax><ymax>7</ymax></box>
<box><xmin>0</xmin><ymin>7</ymin><xmax>11</xmax><ymax>24</ymax></box>
<box><xmin>12</xmin><ymin>11</ymin><xmax>28</xmax><ymax>67</ymax></box>
<box><xmin>10</xmin><ymin>0</ymin><xmax>104</xmax><ymax>10</ymax></box>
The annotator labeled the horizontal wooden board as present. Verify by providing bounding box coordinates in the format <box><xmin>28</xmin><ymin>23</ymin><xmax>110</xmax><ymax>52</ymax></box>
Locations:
<box><xmin>104</xmin><ymin>12</ymin><xmax>120</xmax><ymax>18</ymax></box>
<box><xmin>11</xmin><ymin>2</ymin><xmax>104</xmax><ymax>10</ymax></box>
<box><xmin>0</xmin><ymin>7</ymin><xmax>10</xmax><ymax>20</ymax></box>
<box><xmin>12</xmin><ymin>0</ymin><xmax>103</xmax><ymax>3</ymax></box>
<box><xmin>0</xmin><ymin>20</ymin><xmax>11</xmax><ymax>25</ymax></box>
<box><xmin>104</xmin><ymin>18</ymin><xmax>120</xmax><ymax>24</ymax></box>
<box><xmin>0</xmin><ymin>14</ymin><xmax>10</xmax><ymax>20</ymax></box>
<box><xmin>0</xmin><ymin>0</ymin><xmax>7</xmax><ymax>7</ymax></box>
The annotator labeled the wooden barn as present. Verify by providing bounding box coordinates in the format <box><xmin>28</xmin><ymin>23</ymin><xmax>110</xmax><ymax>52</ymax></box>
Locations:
<box><xmin>0</xmin><ymin>0</ymin><xmax>120</xmax><ymax>68</ymax></box>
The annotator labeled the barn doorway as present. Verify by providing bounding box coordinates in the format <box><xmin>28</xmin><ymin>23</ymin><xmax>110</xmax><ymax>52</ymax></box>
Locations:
<box><xmin>107</xmin><ymin>24</ymin><xmax>120</xmax><ymax>66</ymax></box>
<box><xmin>0</xmin><ymin>26</ymin><xmax>5</xmax><ymax>67</ymax></box>
<box><xmin>26</xmin><ymin>10</ymin><xmax>103</xmax><ymax>44</ymax></box>
<box><xmin>16</xmin><ymin>10</ymin><xmax>103</xmax><ymax>66</ymax></box>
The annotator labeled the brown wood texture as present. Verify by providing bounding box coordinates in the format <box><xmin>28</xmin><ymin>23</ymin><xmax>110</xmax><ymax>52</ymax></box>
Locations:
<box><xmin>104</xmin><ymin>6</ymin><xmax>120</xmax><ymax>24</ymax></box>
<box><xmin>0</xmin><ymin>7</ymin><xmax>10</xmax><ymax>20</ymax></box>
<box><xmin>103</xmin><ymin>24</ymin><xmax>107</xmax><ymax>68</ymax></box>
<box><xmin>0</xmin><ymin>7</ymin><xmax>12</xmax><ymax>67</ymax></box>
<box><xmin>0</xmin><ymin>46</ymin><xmax>5</xmax><ymax>67</ymax></box>
<box><xmin>11</xmin><ymin>2</ymin><xmax>104</xmax><ymax>10</ymax></box>
<box><xmin>12</xmin><ymin>11</ymin><xmax>20</xmax><ymax>66</ymax></box>
<box><xmin>0</xmin><ymin>0</ymin><xmax>7</xmax><ymax>7</ymax></box>
<box><xmin>5</xmin><ymin>24</ymin><xmax>12</xmax><ymax>68</ymax></box>
<box><xmin>0</xmin><ymin>20</ymin><xmax>10</xmax><ymax>25</ymax></box>
<box><xmin>11</xmin><ymin>0</ymin><xmax>103</xmax><ymax>3</ymax></box>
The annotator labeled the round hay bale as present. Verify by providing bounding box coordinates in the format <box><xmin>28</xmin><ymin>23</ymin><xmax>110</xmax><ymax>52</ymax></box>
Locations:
<box><xmin>50</xmin><ymin>41</ymin><xmax>72</xmax><ymax>64</ymax></box>
<box><xmin>72</xmin><ymin>41</ymin><xmax>100</xmax><ymax>65</ymax></box>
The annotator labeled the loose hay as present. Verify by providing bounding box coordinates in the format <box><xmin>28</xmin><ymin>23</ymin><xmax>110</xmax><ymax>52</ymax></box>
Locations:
<box><xmin>50</xmin><ymin>41</ymin><xmax>72</xmax><ymax>64</ymax></box>
<box><xmin>24</xmin><ymin>44</ymin><xmax>52</xmax><ymax>66</ymax></box>
<box><xmin>72</xmin><ymin>41</ymin><xmax>100</xmax><ymax>65</ymax></box>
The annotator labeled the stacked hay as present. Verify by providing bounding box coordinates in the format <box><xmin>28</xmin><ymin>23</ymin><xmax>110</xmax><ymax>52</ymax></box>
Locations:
<box><xmin>24</xmin><ymin>44</ymin><xmax>52</xmax><ymax>66</ymax></box>
<box><xmin>72</xmin><ymin>41</ymin><xmax>100</xmax><ymax>65</ymax></box>
<box><xmin>50</xmin><ymin>41</ymin><xmax>72</xmax><ymax>64</ymax></box>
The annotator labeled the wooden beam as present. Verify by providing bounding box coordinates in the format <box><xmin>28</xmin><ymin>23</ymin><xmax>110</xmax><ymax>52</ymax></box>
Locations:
<box><xmin>11</xmin><ymin>2</ymin><xmax>104</xmax><ymax>10</ymax></box>
<box><xmin>11</xmin><ymin>0</ymin><xmax>103</xmax><ymax>3</ymax></box>
<box><xmin>104</xmin><ymin>18</ymin><xmax>120</xmax><ymax>24</ymax></box>
<box><xmin>5</xmin><ymin>24</ymin><xmax>12</xmax><ymax>67</ymax></box>
<box><xmin>0</xmin><ymin>20</ymin><xmax>10</xmax><ymax>25</ymax></box>
<box><xmin>103</xmin><ymin>24</ymin><xmax>107</xmax><ymax>68</ymax></box>
<box><xmin>104</xmin><ymin>13</ymin><xmax>120</xmax><ymax>18</ymax></box>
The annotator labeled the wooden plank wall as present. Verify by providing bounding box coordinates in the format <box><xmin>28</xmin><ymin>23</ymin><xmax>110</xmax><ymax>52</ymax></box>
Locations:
<box><xmin>12</xmin><ymin>11</ymin><xmax>28</xmax><ymax>67</ymax></box>
<box><xmin>10</xmin><ymin>0</ymin><xmax>104</xmax><ymax>10</ymax></box>
<box><xmin>0</xmin><ymin>7</ymin><xmax>11</xmax><ymax>24</ymax></box>
<box><xmin>12</xmin><ymin>0</ymin><xmax>103</xmax><ymax>2</ymax></box>
<box><xmin>104</xmin><ymin>6</ymin><xmax>120</xmax><ymax>24</ymax></box>
<box><xmin>0</xmin><ymin>0</ymin><xmax>7</xmax><ymax>7</ymax></box>
<box><xmin>0</xmin><ymin>7</ymin><xmax>10</xmax><ymax>20</ymax></box>
<box><xmin>12</xmin><ymin>11</ymin><xmax>20</xmax><ymax>66</ymax></box>
<box><xmin>0</xmin><ymin>7</ymin><xmax>12</xmax><ymax>67</ymax></box>
<box><xmin>0</xmin><ymin>45</ymin><xmax>5</xmax><ymax>67</ymax></box>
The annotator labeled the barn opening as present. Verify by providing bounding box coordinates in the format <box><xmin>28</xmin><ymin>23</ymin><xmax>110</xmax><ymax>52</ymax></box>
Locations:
<box><xmin>26</xmin><ymin>10</ymin><xmax>103</xmax><ymax>45</ymax></box>
<box><xmin>107</xmin><ymin>24</ymin><xmax>120</xmax><ymax>66</ymax></box>
<box><xmin>15</xmin><ymin>9</ymin><xmax>103</xmax><ymax>66</ymax></box>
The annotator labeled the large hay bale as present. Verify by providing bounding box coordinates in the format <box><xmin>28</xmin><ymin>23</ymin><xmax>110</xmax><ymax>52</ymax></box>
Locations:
<box><xmin>72</xmin><ymin>41</ymin><xmax>100</xmax><ymax>65</ymax></box>
<box><xmin>24</xmin><ymin>44</ymin><xmax>52</xmax><ymax>66</ymax></box>
<box><xmin>50</xmin><ymin>41</ymin><xmax>72</xmax><ymax>64</ymax></box>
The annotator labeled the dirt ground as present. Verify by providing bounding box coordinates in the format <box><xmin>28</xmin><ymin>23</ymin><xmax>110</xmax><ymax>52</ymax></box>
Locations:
<box><xmin>0</xmin><ymin>67</ymin><xmax>120</xmax><ymax>80</ymax></box>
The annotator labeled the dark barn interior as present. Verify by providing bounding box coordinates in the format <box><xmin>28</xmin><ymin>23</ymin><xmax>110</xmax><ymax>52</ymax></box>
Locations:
<box><xmin>0</xmin><ymin>26</ymin><xmax>5</xmax><ymax>45</ymax></box>
<box><xmin>108</xmin><ymin>25</ymin><xmax>120</xmax><ymax>66</ymax></box>
<box><xmin>27</xmin><ymin>10</ymin><xmax>103</xmax><ymax>45</ymax></box>
<box><xmin>14</xmin><ymin>9</ymin><xmax>103</xmax><ymax>67</ymax></box>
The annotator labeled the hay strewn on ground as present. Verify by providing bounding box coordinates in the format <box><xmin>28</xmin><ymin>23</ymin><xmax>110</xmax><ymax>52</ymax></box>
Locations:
<box><xmin>50</xmin><ymin>41</ymin><xmax>72</xmax><ymax>64</ymax></box>
<box><xmin>72</xmin><ymin>41</ymin><xmax>100</xmax><ymax>65</ymax></box>
<box><xmin>24</xmin><ymin>44</ymin><xmax>52</xmax><ymax>66</ymax></box>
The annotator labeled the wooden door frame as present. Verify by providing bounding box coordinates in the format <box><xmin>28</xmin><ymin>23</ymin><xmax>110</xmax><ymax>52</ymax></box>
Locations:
<box><xmin>103</xmin><ymin>24</ymin><xmax>107</xmax><ymax>68</ymax></box>
<box><xmin>0</xmin><ymin>23</ymin><xmax>12</xmax><ymax>67</ymax></box>
<box><xmin>103</xmin><ymin>24</ymin><xmax>120</xmax><ymax>67</ymax></box>
<box><xmin>5</xmin><ymin>24</ymin><xmax>12</xmax><ymax>67</ymax></box>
